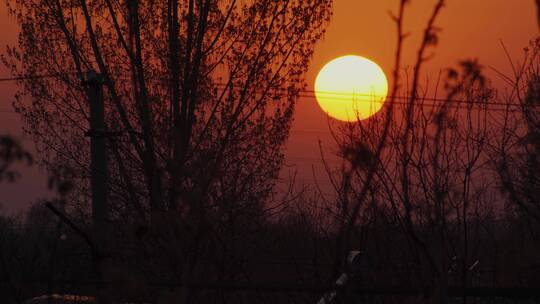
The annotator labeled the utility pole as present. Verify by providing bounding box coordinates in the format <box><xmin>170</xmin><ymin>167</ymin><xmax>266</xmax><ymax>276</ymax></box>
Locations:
<box><xmin>85</xmin><ymin>70</ymin><xmax>108</xmax><ymax>253</ymax></box>
<box><xmin>84</xmin><ymin>70</ymin><xmax>109</xmax><ymax>303</ymax></box>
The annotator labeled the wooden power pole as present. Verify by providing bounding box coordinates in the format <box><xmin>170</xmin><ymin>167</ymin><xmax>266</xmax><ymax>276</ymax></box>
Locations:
<box><xmin>84</xmin><ymin>70</ymin><xmax>110</xmax><ymax>303</ymax></box>
<box><xmin>85</xmin><ymin>70</ymin><xmax>108</xmax><ymax>253</ymax></box>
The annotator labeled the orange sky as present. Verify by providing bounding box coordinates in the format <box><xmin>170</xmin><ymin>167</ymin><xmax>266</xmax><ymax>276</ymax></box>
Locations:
<box><xmin>308</xmin><ymin>0</ymin><xmax>537</xmax><ymax>87</ymax></box>
<box><xmin>0</xmin><ymin>0</ymin><xmax>538</xmax><ymax>212</ymax></box>
<box><xmin>286</xmin><ymin>0</ymin><xmax>538</xmax><ymax>198</ymax></box>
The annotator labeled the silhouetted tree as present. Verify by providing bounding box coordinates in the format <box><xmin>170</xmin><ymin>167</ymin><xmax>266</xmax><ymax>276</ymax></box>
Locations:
<box><xmin>3</xmin><ymin>0</ymin><xmax>332</xmax><ymax>300</ymax></box>
<box><xmin>325</xmin><ymin>1</ymin><xmax>516</xmax><ymax>303</ymax></box>
<box><xmin>494</xmin><ymin>38</ymin><xmax>540</xmax><ymax>232</ymax></box>
<box><xmin>536</xmin><ymin>0</ymin><xmax>540</xmax><ymax>29</ymax></box>
<box><xmin>0</xmin><ymin>135</ymin><xmax>32</xmax><ymax>183</ymax></box>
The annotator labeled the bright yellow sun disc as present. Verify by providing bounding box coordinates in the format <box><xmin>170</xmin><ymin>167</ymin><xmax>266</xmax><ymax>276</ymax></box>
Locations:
<box><xmin>315</xmin><ymin>55</ymin><xmax>388</xmax><ymax>122</ymax></box>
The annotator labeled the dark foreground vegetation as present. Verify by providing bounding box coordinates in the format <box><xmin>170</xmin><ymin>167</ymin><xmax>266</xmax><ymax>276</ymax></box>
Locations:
<box><xmin>1</xmin><ymin>197</ymin><xmax>540</xmax><ymax>303</ymax></box>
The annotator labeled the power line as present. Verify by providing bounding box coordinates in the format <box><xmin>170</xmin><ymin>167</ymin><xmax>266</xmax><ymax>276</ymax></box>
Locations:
<box><xmin>0</xmin><ymin>72</ymin><xmax>82</xmax><ymax>82</ymax></box>
<box><xmin>0</xmin><ymin>73</ymin><xmax>532</xmax><ymax>111</ymax></box>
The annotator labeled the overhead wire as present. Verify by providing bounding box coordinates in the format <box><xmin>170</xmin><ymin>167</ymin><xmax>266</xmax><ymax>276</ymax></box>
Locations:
<box><xmin>0</xmin><ymin>73</ymin><xmax>509</xmax><ymax>191</ymax></box>
<box><xmin>0</xmin><ymin>72</ymin><xmax>532</xmax><ymax>113</ymax></box>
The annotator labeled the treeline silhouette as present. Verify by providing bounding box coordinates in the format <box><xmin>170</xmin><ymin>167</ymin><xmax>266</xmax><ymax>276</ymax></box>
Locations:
<box><xmin>1</xmin><ymin>194</ymin><xmax>539</xmax><ymax>303</ymax></box>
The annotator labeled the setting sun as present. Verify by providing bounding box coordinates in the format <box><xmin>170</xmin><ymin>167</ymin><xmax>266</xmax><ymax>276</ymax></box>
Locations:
<box><xmin>314</xmin><ymin>55</ymin><xmax>389</xmax><ymax>122</ymax></box>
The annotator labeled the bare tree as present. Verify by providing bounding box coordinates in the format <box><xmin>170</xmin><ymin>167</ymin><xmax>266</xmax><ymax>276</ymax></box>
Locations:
<box><xmin>323</xmin><ymin>1</ymin><xmax>514</xmax><ymax>303</ymax></box>
<box><xmin>3</xmin><ymin>0</ymin><xmax>332</xmax><ymax>300</ymax></box>
<box><xmin>493</xmin><ymin>38</ymin><xmax>540</xmax><ymax>230</ymax></box>
<box><xmin>536</xmin><ymin>0</ymin><xmax>540</xmax><ymax>29</ymax></box>
<box><xmin>337</xmin><ymin>60</ymin><xmax>493</xmax><ymax>303</ymax></box>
